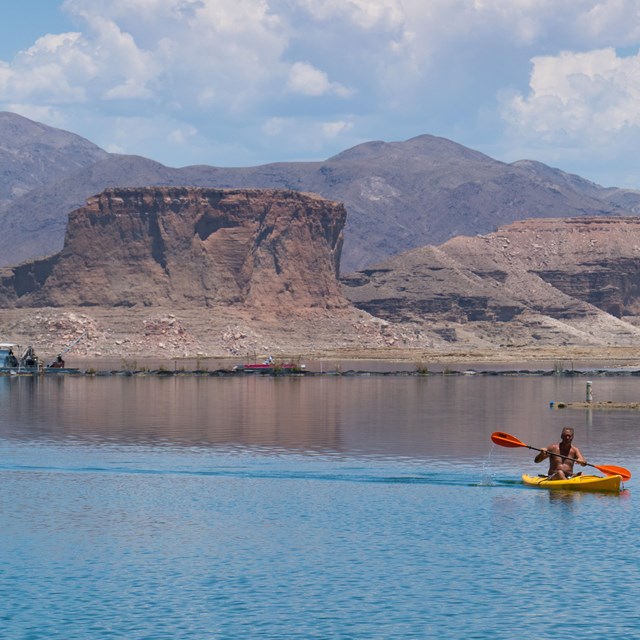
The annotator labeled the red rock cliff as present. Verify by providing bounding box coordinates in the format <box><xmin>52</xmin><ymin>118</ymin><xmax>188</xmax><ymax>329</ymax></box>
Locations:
<box><xmin>0</xmin><ymin>187</ymin><xmax>348</xmax><ymax>311</ymax></box>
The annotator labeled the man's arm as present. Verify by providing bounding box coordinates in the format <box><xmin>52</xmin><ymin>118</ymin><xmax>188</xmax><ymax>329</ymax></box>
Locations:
<box><xmin>573</xmin><ymin>446</ymin><xmax>587</xmax><ymax>466</ymax></box>
<box><xmin>534</xmin><ymin>448</ymin><xmax>548</xmax><ymax>463</ymax></box>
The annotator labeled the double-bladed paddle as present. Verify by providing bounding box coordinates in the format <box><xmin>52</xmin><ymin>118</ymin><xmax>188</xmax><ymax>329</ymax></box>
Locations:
<box><xmin>490</xmin><ymin>431</ymin><xmax>632</xmax><ymax>482</ymax></box>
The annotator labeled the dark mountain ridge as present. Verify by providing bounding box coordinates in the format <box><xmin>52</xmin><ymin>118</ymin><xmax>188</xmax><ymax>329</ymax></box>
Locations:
<box><xmin>0</xmin><ymin>112</ymin><xmax>108</xmax><ymax>211</ymax></box>
<box><xmin>1</xmin><ymin>111</ymin><xmax>640</xmax><ymax>273</ymax></box>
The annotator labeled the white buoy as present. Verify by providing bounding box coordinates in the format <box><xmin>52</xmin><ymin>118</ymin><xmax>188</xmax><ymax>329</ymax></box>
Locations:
<box><xmin>586</xmin><ymin>381</ymin><xmax>593</xmax><ymax>403</ymax></box>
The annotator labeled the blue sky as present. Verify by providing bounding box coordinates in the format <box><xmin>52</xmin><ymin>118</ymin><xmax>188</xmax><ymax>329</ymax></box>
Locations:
<box><xmin>1</xmin><ymin>0</ymin><xmax>640</xmax><ymax>188</ymax></box>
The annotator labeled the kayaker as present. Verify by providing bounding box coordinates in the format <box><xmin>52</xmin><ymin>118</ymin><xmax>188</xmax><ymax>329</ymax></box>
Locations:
<box><xmin>534</xmin><ymin>427</ymin><xmax>587</xmax><ymax>480</ymax></box>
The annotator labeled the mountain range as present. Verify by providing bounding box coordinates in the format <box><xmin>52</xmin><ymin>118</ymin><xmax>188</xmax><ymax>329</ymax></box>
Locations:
<box><xmin>3</xmin><ymin>111</ymin><xmax>640</xmax><ymax>273</ymax></box>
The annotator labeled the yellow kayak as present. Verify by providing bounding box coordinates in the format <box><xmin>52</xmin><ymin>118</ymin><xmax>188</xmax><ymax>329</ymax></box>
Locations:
<box><xmin>522</xmin><ymin>474</ymin><xmax>622</xmax><ymax>493</ymax></box>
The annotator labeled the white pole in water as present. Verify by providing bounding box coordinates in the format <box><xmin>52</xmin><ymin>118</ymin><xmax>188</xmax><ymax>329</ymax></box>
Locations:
<box><xmin>586</xmin><ymin>381</ymin><xmax>593</xmax><ymax>403</ymax></box>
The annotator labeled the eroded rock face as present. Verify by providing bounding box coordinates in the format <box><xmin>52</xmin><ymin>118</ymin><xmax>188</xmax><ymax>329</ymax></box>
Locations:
<box><xmin>0</xmin><ymin>187</ymin><xmax>348</xmax><ymax>311</ymax></box>
<box><xmin>342</xmin><ymin>217</ymin><xmax>640</xmax><ymax>345</ymax></box>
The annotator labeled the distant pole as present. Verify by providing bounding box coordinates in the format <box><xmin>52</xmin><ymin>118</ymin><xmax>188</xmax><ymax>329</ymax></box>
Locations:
<box><xmin>586</xmin><ymin>381</ymin><xmax>593</xmax><ymax>403</ymax></box>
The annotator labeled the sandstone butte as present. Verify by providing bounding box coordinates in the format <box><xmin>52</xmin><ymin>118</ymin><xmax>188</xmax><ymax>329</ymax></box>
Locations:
<box><xmin>3</xmin><ymin>187</ymin><xmax>640</xmax><ymax>366</ymax></box>
<box><xmin>0</xmin><ymin>187</ymin><xmax>347</xmax><ymax>309</ymax></box>
<box><xmin>0</xmin><ymin>187</ymin><xmax>384</xmax><ymax>362</ymax></box>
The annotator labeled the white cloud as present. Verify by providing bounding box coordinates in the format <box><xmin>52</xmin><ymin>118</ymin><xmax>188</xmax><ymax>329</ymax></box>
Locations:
<box><xmin>321</xmin><ymin>120</ymin><xmax>353</xmax><ymax>137</ymax></box>
<box><xmin>294</xmin><ymin>0</ymin><xmax>405</xmax><ymax>29</ymax></box>
<box><xmin>287</xmin><ymin>62</ymin><xmax>351</xmax><ymax>97</ymax></box>
<box><xmin>577</xmin><ymin>0</ymin><xmax>640</xmax><ymax>44</ymax></box>
<box><xmin>2</xmin><ymin>0</ymin><xmax>288</xmax><ymax>112</ymax></box>
<box><xmin>4</xmin><ymin>2</ymin><xmax>640</xmax><ymax>111</ymax></box>
<box><xmin>504</xmin><ymin>48</ymin><xmax>640</xmax><ymax>137</ymax></box>
<box><xmin>4</xmin><ymin>33</ymin><xmax>91</xmax><ymax>103</ymax></box>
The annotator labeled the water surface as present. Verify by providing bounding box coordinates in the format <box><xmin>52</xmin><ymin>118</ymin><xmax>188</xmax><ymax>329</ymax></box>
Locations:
<box><xmin>1</xmin><ymin>375</ymin><xmax>638</xmax><ymax>638</ymax></box>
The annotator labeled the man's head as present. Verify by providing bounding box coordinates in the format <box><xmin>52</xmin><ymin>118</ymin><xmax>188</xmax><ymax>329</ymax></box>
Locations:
<box><xmin>561</xmin><ymin>427</ymin><xmax>574</xmax><ymax>442</ymax></box>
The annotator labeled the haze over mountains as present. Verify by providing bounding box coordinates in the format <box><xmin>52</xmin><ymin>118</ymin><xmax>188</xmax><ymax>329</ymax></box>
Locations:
<box><xmin>2</xmin><ymin>111</ymin><xmax>640</xmax><ymax>273</ymax></box>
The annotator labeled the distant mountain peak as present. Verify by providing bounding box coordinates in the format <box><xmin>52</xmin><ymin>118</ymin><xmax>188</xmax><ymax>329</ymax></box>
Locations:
<box><xmin>0</xmin><ymin>111</ymin><xmax>109</xmax><ymax>214</ymax></box>
<box><xmin>328</xmin><ymin>134</ymin><xmax>495</xmax><ymax>164</ymax></box>
<box><xmin>0</xmin><ymin>111</ymin><xmax>106</xmax><ymax>154</ymax></box>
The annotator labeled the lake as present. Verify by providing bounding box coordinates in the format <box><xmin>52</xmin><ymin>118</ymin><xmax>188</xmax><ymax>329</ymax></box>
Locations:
<box><xmin>1</xmin><ymin>373</ymin><xmax>638</xmax><ymax>638</ymax></box>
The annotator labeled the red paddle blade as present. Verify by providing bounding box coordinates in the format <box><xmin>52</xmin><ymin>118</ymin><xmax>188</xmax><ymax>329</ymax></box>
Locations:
<box><xmin>595</xmin><ymin>464</ymin><xmax>632</xmax><ymax>482</ymax></box>
<box><xmin>491</xmin><ymin>431</ymin><xmax>527</xmax><ymax>448</ymax></box>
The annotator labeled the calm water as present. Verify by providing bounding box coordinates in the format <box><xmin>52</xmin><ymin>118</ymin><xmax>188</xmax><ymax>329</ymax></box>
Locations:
<box><xmin>1</xmin><ymin>374</ymin><xmax>639</xmax><ymax>639</ymax></box>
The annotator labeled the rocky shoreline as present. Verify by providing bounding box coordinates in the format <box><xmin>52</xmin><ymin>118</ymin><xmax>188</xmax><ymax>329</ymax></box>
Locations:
<box><xmin>3</xmin><ymin>307</ymin><xmax>640</xmax><ymax>373</ymax></box>
<box><xmin>7</xmin><ymin>363</ymin><xmax>640</xmax><ymax>380</ymax></box>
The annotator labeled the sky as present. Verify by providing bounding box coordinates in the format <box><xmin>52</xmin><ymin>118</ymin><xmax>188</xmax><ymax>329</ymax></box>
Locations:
<box><xmin>1</xmin><ymin>0</ymin><xmax>640</xmax><ymax>188</ymax></box>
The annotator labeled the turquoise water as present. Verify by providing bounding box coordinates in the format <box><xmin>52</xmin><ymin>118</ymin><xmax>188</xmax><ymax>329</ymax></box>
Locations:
<box><xmin>1</xmin><ymin>375</ymin><xmax>638</xmax><ymax>638</ymax></box>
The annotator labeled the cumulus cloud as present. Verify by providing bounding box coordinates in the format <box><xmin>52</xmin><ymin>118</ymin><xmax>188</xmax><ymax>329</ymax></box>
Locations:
<box><xmin>4</xmin><ymin>2</ymin><xmax>640</xmax><ymax>111</ymax></box>
<box><xmin>399</xmin><ymin>0</ymin><xmax>640</xmax><ymax>48</ymax></box>
<box><xmin>0</xmin><ymin>0</ymin><xmax>288</xmax><ymax>109</ymax></box>
<box><xmin>504</xmin><ymin>48</ymin><xmax>640</xmax><ymax>137</ymax></box>
<box><xmin>287</xmin><ymin>62</ymin><xmax>351</xmax><ymax>97</ymax></box>
<box><xmin>2</xmin><ymin>33</ymin><xmax>91</xmax><ymax>103</ymax></box>
<box><xmin>0</xmin><ymin>0</ymin><xmax>367</xmax><ymax>162</ymax></box>
<box><xmin>576</xmin><ymin>0</ymin><xmax>640</xmax><ymax>45</ymax></box>
<box><xmin>294</xmin><ymin>0</ymin><xmax>405</xmax><ymax>29</ymax></box>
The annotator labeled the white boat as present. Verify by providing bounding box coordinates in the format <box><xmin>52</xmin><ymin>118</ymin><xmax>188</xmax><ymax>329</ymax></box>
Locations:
<box><xmin>0</xmin><ymin>342</ymin><xmax>80</xmax><ymax>375</ymax></box>
<box><xmin>0</xmin><ymin>343</ymin><xmax>40</xmax><ymax>374</ymax></box>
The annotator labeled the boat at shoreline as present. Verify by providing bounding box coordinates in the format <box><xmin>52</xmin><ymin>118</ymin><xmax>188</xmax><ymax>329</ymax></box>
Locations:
<box><xmin>1</xmin><ymin>343</ymin><xmax>40</xmax><ymax>374</ymax></box>
<box><xmin>0</xmin><ymin>342</ymin><xmax>80</xmax><ymax>375</ymax></box>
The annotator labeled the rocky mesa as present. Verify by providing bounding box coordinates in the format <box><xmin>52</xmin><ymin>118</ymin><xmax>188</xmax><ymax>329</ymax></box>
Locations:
<box><xmin>0</xmin><ymin>187</ymin><xmax>348</xmax><ymax>311</ymax></box>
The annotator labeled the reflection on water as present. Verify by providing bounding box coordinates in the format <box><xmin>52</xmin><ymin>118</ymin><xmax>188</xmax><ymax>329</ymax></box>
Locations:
<box><xmin>3</xmin><ymin>374</ymin><xmax>640</xmax><ymax>462</ymax></box>
<box><xmin>1</xmin><ymin>374</ymin><xmax>638</xmax><ymax>639</ymax></box>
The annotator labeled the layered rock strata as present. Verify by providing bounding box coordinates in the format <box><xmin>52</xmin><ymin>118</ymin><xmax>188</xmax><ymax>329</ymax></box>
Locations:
<box><xmin>342</xmin><ymin>217</ymin><xmax>640</xmax><ymax>346</ymax></box>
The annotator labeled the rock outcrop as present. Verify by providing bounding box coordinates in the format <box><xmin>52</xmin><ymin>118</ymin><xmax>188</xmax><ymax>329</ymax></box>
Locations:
<box><xmin>6</xmin><ymin>196</ymin><xmax>640</xmax><ymax>358</ymax></box>
<box><xmin>342</xmin><ymin>217</ymin><xmax>640</xmax><ymax>347</ymax></box>
<box><xmin>0</xmin><ymin>187</ymin><xmax>348</xmax><ymax>312</ymax></box>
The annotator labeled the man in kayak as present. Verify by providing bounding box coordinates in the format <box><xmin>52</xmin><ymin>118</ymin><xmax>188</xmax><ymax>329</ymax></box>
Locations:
<box><xmin>534</xmin><ymin>427</ymin><xmax>587</xmax><ymax>480</ymax></box>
